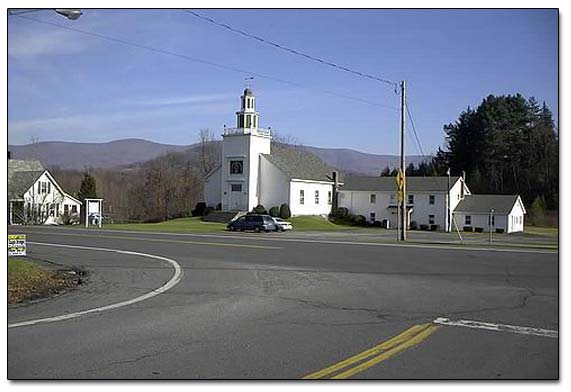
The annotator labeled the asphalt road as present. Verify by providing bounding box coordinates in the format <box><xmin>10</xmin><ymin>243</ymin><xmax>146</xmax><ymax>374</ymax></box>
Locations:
<box><xmin>8</xmin><ymin>226</ymin><xmax>559</xmax><ymax>379</ymax></box>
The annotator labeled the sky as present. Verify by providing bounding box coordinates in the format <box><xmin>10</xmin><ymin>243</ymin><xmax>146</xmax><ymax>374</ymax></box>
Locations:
<box><xmin>7</xmin><ymin>8</ymin><xmax>558</xmax><ymax>156</ymax></box>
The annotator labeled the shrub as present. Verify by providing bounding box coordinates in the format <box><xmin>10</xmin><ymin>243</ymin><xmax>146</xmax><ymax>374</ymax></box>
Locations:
<box><xmin>409</xmin><ymin>221</ymin><xmax>418</xmax><ymax>230</ymax></box>
<box><xmin>352</xmin><ymin>215</ymin><xmax>367</xmax><ymax>226</ymax></box>
<box><xmin>191</xmin><ymin>202</ymin><xmax>207</xmax><ymax>217</ymax></box>
<box><xmin>269</xmin><ymin>206</ymin><xmax>280</xmax><ymax>217</ymax></box>
<box><xmin>280</xmin><ymin>203</ymin><xmax>291</xmax><ymax>219</ymax></box>
<box><xmin>496</xmin><ymin>228</ymin><xmax>505</xmax><ymax>234</ymax></box>
<box><xmin>216</xmin><ymin>203</ymin><xmax>222</xmax><ymax>211</ymax></box>
<box><xmin>203</xmin><ymin>207</ymin><xmax>214</xmax><ymax>216</ymax></box>
<box><xmin>430</xmin><ymin>224</ymin><xmax>439</xmax><ymax>231</ymax></box>
<box><xmin>463</xmin><ymin>226</ymin><xmax>473</xmax><ymax>232</ymax></box>
<box><xmin>475</xmin><ymin>227</ymin><xmax>484</xmax><ymax>233</ymax></box>
<box><xmin>420</xmin><ymin>224</ymin><xmax>429</xmax><ymax>231</ymax></box>
<box><xmin>253</xmin><ymin>204</ymin><xmax>267</xmax><ymax>214</ymax></box>
<box><xmin>372</xmin><ymin>220</ymin><xmax>383</xmax><ymax>228</ymax></box>
<box><xmin>333</xmin><ymin>207</ymin><xmax>349</xmax><ymax>218</ymax></box>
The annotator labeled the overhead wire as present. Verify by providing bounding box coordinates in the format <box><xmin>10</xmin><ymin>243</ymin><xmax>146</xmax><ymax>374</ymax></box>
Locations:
<box><xmin>184</xmin><ymin>9</ymin><xmax>399</xmax><ymax>91</ymax></box>
<box><xmin>11</xmin><ymin>14</ymin><xmax>398</xmax><ymax>111</ymax></box>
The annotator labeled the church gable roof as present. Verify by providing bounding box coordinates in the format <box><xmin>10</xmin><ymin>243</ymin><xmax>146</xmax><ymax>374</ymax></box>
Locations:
<box><xmin>262</xmin><ymin>144</ymin><xmax>336</xmax><ymax>183</ymax></box>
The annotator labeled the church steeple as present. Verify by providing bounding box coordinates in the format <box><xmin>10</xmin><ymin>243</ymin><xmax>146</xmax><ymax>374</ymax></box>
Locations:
<box><xmin>236</xmin><ymin>88</ymin><xmax>259</xmax><ymax>131</ymax></box>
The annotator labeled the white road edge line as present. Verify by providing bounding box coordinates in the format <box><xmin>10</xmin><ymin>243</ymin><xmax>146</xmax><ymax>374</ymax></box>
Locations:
<box><xmin>8</xmin><ymin>242</ymin><xmax>183</xmax><ymax>329</ymax></box>
<box><xmin>433</xmin><ymin>317</ymin><xmax>558</xmax><ymax>338</ymax></box>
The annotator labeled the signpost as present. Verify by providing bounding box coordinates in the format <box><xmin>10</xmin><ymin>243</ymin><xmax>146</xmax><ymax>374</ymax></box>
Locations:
<box><xmin>85</xmin><ymin>198</ymin><xmax>104</xmax><ymax>228</ymax></box>
<box><xmin>8</xmin><ymin>234</ymin><xmax>26</xmax><ymax>256</ymax></box>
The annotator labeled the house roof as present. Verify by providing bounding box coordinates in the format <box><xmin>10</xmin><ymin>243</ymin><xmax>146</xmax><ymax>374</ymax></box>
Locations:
<box><xmin>454</xmin><ymin>194</ymin><xmax>523</xmax><ymax>215</ymax></box>
<box><xmin>9</xmin><ymin>170</ymin><xmax>45</xmax><ymax>199</ymax></box>
<box><xmin>341</xmin><ymin>176</ymin><xmax>462</xmax><ymax>192</ymax></box>
<box><xmin>262</xmin><ymin>144</ymin><xmax>337</xmax><ymax>183</ymax></box>
<box><xmin>8</xmin><ymin>159</ymin><xmax>44</xmax><ymax>182</ymax></box>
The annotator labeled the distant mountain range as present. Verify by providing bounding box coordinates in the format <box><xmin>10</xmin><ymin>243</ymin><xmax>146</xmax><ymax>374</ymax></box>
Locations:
<box><xmin>8</xmin><ymin>139</ymin><xmax>427</xmax><ymax>175</ymax></box>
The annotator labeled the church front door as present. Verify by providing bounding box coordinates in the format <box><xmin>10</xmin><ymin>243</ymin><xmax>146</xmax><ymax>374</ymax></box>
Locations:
<box><xmin>229</xmin><ymin>183</ymin><xmax>244</xmax><ymax>211</ymax></box>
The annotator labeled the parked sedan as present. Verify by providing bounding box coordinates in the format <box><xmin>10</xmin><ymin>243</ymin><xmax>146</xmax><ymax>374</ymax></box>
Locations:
<box><xmin>272</xmin><ymin>217</ymin><xmax>293</xmax><ymax>231</ymax></box>
<box><xmin>227</xmin><ymin>214</ymin><xmax>277</xmax><ymax>233</ymax></box>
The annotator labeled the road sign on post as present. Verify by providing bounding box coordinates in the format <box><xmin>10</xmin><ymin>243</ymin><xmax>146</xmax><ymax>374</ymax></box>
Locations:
<box><xmin>395</xmin><ymin>169</ymin><xmax>405</xmax><ymax>190</ymax></box>
<box><xmin>8</xmin><ymin>234</ymin><xmax>26</xmax><ymax>256</ymax></box>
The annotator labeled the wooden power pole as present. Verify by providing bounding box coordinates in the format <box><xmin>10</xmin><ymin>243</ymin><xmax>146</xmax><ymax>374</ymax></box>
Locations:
<box><xmin>400</xmin><ymin>80</ymin><xmax>407</xmax><ymax>241</ymax></box>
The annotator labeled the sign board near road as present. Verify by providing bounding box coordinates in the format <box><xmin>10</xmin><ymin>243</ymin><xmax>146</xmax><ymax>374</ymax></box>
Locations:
<box><xmin>396</xmin><ymin>190</ymin><xmax>404</xmax><ymax>203</ymax></box>
<box><xmin>8</xmin><ymin>234</ymin><xmax>26</xmax><ymax>256</ymax></box>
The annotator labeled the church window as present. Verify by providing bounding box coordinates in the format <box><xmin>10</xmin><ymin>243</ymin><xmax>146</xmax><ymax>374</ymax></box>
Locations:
<box><xmin>328</xmin><ymin>191</ymin><xmax>332</xmax><ymax>205</ymax></box>
<box><xmin>370</xmin><ymin>194</ymin><xmax>376</xmax><ymax>204</ymax></box>
<box><xmin>246</xmin><ymin>115</ymin><xmax>251</xmax><ymax>128</ymax></box>
<box><xmin>230</xmin><ymin>160</ymin><xmax>243</xmax><ymax>175</ymax></box>
<box><xmin>253</xmin><ymin>116</ymin><xmax>257</xmax><ymax>128</ymax></box>
<box><xmin>238</xmin><ymin>115</ymin><xmax>244</xmax><ymax>128</ymax></box>
<box><xmin>231</xmin><ymin>184</ymin><xmax>242</xmax><ymax>192</ymax></box>
<box><xmin>429</xmin><ymin>195</ymin><xmax>435</xmax><ymax>205</ymax></box>
<box><xmin>370</xmin><ymin>212</ymin><xmax>376</xmax><ymax>223</ymax></box>
<box><xmin>315</xmin><ymin>190</ymin><xmax>320</xmax><ymax>204</ymax></box>
<box><xmin>429</xmin><ymin>215</ymin><xmax>435</xmax><ymax>224</ymax></box>
<box><xmin>465</xmin><ymin>215</ymin><xmax>471</xmax><ymax>225</ymax></box>
<box><xmin>300</xmin><ymin>190</ymin><xmax>305</xmax><ymax>205</ymax></box>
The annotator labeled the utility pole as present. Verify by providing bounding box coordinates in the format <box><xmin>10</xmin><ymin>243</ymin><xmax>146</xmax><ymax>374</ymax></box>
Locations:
<box><xmin>400</xmin><ymin>80</ymin><xmax>407</xmax><ymax>241</ymax></box>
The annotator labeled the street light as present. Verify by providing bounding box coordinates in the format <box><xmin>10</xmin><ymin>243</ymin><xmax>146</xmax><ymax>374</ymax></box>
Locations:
<box><xmin>8</xmin><ymin>8</ymin><xmax>82</xmax><ymax>20</ymax></box>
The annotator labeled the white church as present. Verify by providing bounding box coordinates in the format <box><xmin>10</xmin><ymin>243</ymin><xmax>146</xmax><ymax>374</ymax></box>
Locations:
<box><xmin>204</xmin><ymin>89</ymin><xmax>526</xmax><ymax>232</ymax></box>
<box><xmin>204</xmin><ymin>88</ymin><xmax>336</xmax><ymax>216</ymax></box>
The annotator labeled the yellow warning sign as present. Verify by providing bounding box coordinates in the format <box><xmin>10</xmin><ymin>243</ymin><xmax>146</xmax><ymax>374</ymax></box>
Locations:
<box><xmin>395</xmin><ymin>169</ymin><xmax>405</xmax><ymax>190</ymax></box>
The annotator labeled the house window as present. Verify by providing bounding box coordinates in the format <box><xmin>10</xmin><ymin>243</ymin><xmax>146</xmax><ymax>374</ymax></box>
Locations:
<box><xmin>465</xmin><ymin>215</ymin><xmax>471</xmax><ymax>225</ymax></box>
<box><xmin>408</xmin><ymin>194</ymin><xmax>414</xmax><ymax>205</ymax></box>
<box><xmin>231</xmin><ymin>183</ymin><xmax>242</xmax><ymax>192</ymax></box>
<box><xmin>328</xmin><ymin>191</ymin><xmax>332</xmax><ymax>205</ymax></box>
<box><xmin>39</xmin><ymin>182</ymin><xmax>49</xmax><ymax>194</ymax></box>
<box><xmin>370</xmin><ymin>212</ymin><xmax>376</xmax><ymax>223</ymax></box>
<box><xmin>300</xmin><ymin>190</ymin><xmax>305</xmax><ymax>205</ymax></box>
<box><xmin>429</xmin><ymin>215</ymin><xmax>435</xmax><ymax>224</ymax></box>
<box><xmin>315</xmin><ymin>190</ymin><xmax>320</xmax><ymax>204</ymax></box>
<box><xmin>230</xmin><ymin>160</ymin><xmax>243</xmax><ymax>175</ymax></box>
<box><xmin>390</xmin><ymin>194</ymin><xmax>396</xmax><ymax>204</ymax></box>
<box><xmin>429</xmin><ymin>195</ymin><xmax>435</xmax><ymax>205</ymax></box>
<box><xmin>71</xmin><ymin>205</ymin><xmax>77</xmax><ymax>213</ymax></box>
<box><xmin>47</xmin><ymin>182</ymin><xmax>51</xmax><ymax>194</ymax></box>
<box><xmin>370</xmin><ymin>194</ymin><xmax>376</xmax><ymax>204</ymax></box>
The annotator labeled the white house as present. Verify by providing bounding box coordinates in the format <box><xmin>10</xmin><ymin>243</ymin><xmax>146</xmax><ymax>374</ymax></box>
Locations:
<box><xmin>338</xmin><ymin>175</ymin><xmax>471</xmax><ymax>231</ymax></box>
<box><xmin>8</xmin><ymin>159</ymin><xmax>82</xmax><ymax>225</ymax></box>
<box><xmin>204</xmin><ymin>89</ymin><xmax>335</xmax><ymax>216</ymax></box>
<box><xmin>453</xmin><ymin>194</ymin><xmax>526</xmax><ymax>233</ymax></box>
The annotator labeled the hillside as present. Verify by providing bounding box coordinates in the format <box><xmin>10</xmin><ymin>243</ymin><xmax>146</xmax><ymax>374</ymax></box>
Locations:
<box><xmin>9</xmin><ymin>139</ymin><xmax>427</xmax><ymax>175</ymax></box>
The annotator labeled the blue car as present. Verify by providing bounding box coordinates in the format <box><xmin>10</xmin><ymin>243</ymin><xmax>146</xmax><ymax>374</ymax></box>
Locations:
<box><xmin>227</xmin><ymin>214</ymin><xmax>277</xmax><ymax>233</ymax></box>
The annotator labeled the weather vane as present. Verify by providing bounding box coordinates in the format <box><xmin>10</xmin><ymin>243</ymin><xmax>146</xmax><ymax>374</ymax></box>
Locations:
<box><xmin>244</xmin><ymin>76</ymin><xmax>254</xmax><ymax>89</ymax></box>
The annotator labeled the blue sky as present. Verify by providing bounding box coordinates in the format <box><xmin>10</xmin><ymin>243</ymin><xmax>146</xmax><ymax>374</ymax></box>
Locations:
<box><xmin>8</xmin><ymin>9</ymin><xmax>558</xmax><ymax>155</ymax></box>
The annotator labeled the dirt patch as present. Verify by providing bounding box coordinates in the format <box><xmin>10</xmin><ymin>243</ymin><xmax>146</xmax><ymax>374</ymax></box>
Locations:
<box><xmin>8</xmin><ymin>257</ymin><xmax>86</xmax><ymax>305</ymax></box>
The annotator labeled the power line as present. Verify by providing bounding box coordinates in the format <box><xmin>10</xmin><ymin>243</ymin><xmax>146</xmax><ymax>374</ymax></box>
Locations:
<box><xmin>405</xmin><ymin>101</ymin><xmax>440</xmax><ymax>176</ymax></box>
<box><xmin>184</xmin><ymin>10</ymin><xmax>399</xmax><ymax>90</ymax></box>
<box><xmin>12</xmin><ymin>14</ymin><xmax>398</xmax><ymax>111</ymax></box>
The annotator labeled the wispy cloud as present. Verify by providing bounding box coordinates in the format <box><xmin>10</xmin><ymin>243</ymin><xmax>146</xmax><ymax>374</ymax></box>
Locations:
<box><xmin>127</xmin><ymin>92</ymin><xmax>235</xmax><ymax>107</ymax></box>
<box><xmin>8</xmin><ymin>27</ymin><xmax>93</xmax><ymax>58</ymax></box>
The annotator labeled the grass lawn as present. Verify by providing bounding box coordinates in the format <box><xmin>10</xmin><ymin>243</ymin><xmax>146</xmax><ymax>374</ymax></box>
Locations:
<box><xmin>8</xmin><ymin>257</ymin><xmax>68</xmax><ymax>304</ymax></box>
<box><xmin>105</xmin><ymin>217</ymin><xmax>226</xmax><ymax>233</ymax></box>
<box><xmin>524</xmin><ymin>226</ymin><xmax>559</xmax><ymax>238</ymax></box>
<box><xmin>103</xmin><ymin>215</ymin><xmax>360</xmax><ymax>233</ymax></box>
<box><xmin>288</xmin><ymin>216</ymin><xmax>350</xmax><ymax>231</ymax></box>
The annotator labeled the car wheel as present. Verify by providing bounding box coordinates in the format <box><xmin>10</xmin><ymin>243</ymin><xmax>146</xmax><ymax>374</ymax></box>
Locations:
<box><xmin>254</xmin><ymin>227</ymin><xmax>261</xmax><ymax>233</ymax></box>
<box><xmin>229</xmin><ymin>225</ymin><xmax>236</xmax><ymax>231</ymax></box>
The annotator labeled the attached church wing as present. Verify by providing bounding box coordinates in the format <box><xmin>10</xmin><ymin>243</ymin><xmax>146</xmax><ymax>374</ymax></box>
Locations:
<box><xmin>261</xmin><ymin>144</ymin><xmax>338</xmax><ymax>183</ymax></box>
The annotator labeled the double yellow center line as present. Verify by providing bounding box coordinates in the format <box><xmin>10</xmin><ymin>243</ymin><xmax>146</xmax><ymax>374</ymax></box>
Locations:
<box><xmin>303</xmin><ymin>323</ymin><xmax>439</xmax><ymax>379</ymax></box>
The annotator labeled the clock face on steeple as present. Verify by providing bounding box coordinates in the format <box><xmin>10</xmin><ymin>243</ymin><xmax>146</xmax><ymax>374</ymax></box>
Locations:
<box><xmin>230</xmin><ymin>160</ymin><xmax>243</xmax><ymax>175</ymax></box>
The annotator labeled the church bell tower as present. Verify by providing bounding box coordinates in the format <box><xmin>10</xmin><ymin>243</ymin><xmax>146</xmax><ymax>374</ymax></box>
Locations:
<box><xmin>221</xmin><ymin>89</ymin><xmax>271</xmax><ymax>211</ymax></box>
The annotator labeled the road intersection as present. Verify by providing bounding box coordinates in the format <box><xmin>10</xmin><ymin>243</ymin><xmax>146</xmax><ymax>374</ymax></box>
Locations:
<box><xmin>8</xmin><ymin>226</ymin><xmax>558</xmax><ymax>379</ymax></box>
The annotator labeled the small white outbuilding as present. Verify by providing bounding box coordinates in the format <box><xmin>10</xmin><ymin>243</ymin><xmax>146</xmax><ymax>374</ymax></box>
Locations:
<box><xmin>453</xmin><ymin>194</ymin><xmax>526</xmax><ymax>233</ymax></box>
